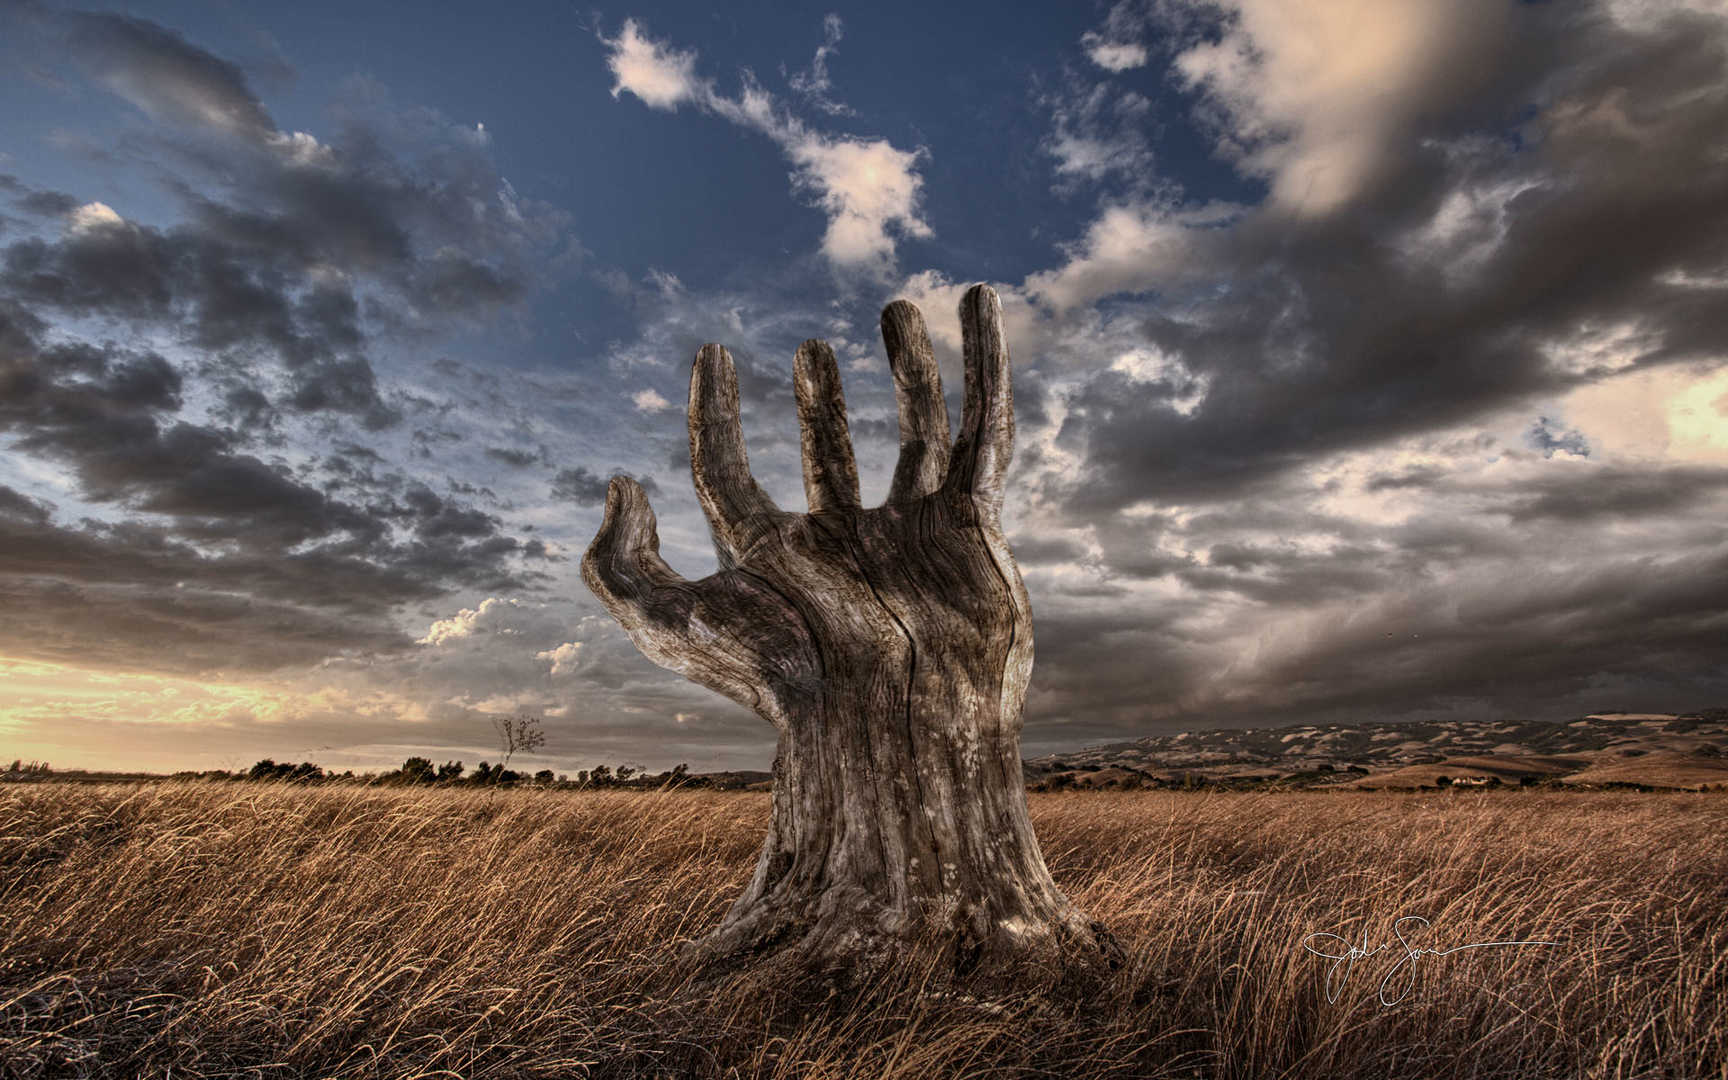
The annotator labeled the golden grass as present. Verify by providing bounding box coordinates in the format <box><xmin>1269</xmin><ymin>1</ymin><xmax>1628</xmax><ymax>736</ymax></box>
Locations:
<box><xmin>2</xmin><ymin>784</ymin><xmax>1723</xmax><ymax>1078</ymax></box>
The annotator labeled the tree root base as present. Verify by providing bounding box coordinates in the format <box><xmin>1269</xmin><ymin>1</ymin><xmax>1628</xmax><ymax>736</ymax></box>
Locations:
<box><xmin>676</xmin><ymin>908</ymin><xmax>1128</xmax><ymax>1002</ymax></box>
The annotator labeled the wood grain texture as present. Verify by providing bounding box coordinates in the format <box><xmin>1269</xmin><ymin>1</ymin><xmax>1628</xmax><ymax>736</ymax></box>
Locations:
<box><xmin>881</xmin><ymin>299</ymin><xmax>950</xmax><ymax>504</ymax></box>
<box><xmin>688</xmin><ymin>344</ymin><xmax>780</xmax><ymax>566</ymax></box>
<box><xmin>793</xmin><ymin>339</ymin><xmax>860</xmax><ymax>513</ymax></box>
<box><xmin>584</xmin><ymin>285</ymin><xmax>1118</xmax><ymax>985</ymax></box>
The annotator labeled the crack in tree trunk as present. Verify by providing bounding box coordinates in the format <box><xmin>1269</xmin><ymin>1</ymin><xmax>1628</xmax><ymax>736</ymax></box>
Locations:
<box><xmin>841</xmin><ymin>513</ymin><xmax>946</xmax><ymax>898</ymax></box>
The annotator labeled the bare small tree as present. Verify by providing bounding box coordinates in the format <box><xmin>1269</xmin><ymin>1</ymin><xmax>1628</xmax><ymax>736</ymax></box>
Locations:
<box><xmin>492</xmin><ymin>712</ymin><xmax>546</xmax><ymax>771</ymax></box>
<box><xmin>583</xmin><ymin>285</ymin><xmax>1117</xmax><ymax>984</ymax></box>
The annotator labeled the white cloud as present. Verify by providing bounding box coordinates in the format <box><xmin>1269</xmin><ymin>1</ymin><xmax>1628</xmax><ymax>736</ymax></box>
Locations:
<box><xmin>496</xmin><ymin>178</ymin><xmax>525</xmax><ymax>224</ymax></box>
<box><xmin>789</xmin><ymin>13</ymin><xmax>853</xmax><ymax>116</ymax></box>
<box><xmin>601</xmin><ymin>18</ymin><xmax>930</xmax><ymax>276</ymax></box>
<box><xmin>1078</xmin><ymin>1</ymin><xmax>1157</xmax><ymax>73</ymax></box>
<box><xmin>265</xmin><ymin>130</ymin><xmax>335</xmax><ymax>167</ymax></box>
<box><xmin>1540</xmin><ymin>320</ymin><xmax>1658</xmax><ymax>379</ymax></box>
<box><xmin>1560</xmin><ymin>364</ymin><xmax>1728</xmax><ymax>465</ymax></box>
<box><xmin>1081</xmin><ymin>34</ymin><xmax>1149</xmax><ymax>73</ymax></box>
<box><xmin>1605</xmin><ymin>0</ymin><xmax>1728</xmax><ymax>32</ymax></box>
<box><xmin>788</xmin><ymin>136</ymin><xmax>932</xmax><ymax>271</ymax></box>
<box><xmin>1168</xmin><ymin>0</ymin><xmax>1510</xmax><ymax>216</ymax></box>
<box><xmin>416</xmin><ymin>597</ymin><xmax>522</xmax><ymax>646</ymax></box>
<box><xmin>1395</xmin><ymin>173</ymin><xmax>1542</xmax><ymax>283</ymax></box>
<box><xmin>1110</xmin><ymin>347</ymin><xmax>1210</xmax><ymax>416</ymax></box>
<box><xmin>644</xmin><ymin>267</ymin><xmax>683</xmax><ymax>296</ymax></box>
<box><xmin>536</xmin><ymin>641</ymin><xmax>583</xmax><ymax>676</ymax></box>
<box><xmin>632</xmin><ymin>388</ymin><xmax>671</xmax><ymax>411</ymax></box>
<box><xmin>1023</xmin><ymin>200</ymin><xmax>1231</xmax><ymax>313</ymax></box>
<box><xmin>67</xmin><ymin>201</ymin><xmax>124</xmax><ymax>232</ymax></box>
<box><xmin>604</xmin><ymin>18</ymin><xmax>701</xmax><ymax>110</ymax></box>
<box><xmin>1045</xmin><ymin>86</ymin><xmax>1157</xmax><ymax>189</ymax></box>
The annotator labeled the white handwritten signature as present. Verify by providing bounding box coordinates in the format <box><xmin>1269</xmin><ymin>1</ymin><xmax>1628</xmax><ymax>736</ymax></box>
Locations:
<box><xmin>1301</xmin><ymin>916</ymin><xmax>1560</xmax><ymax>1006</ymax></box>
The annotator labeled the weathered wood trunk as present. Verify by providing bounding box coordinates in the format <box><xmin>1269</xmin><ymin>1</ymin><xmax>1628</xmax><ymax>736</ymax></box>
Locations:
<box><xmin>583</xmin><ymin>286</ymin><xmax>1117</xmax><ymax>982</ymax></box>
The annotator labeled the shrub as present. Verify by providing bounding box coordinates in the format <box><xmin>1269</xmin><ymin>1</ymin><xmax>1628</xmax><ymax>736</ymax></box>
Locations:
<box><xmin>399</xmin><ymin>757</ymin><xmax>436</xmax><ymax>785</ymax></box>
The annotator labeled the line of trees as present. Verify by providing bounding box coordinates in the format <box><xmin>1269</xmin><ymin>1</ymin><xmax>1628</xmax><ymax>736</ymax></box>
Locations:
<box><xmin>221</xmin><ymin>757</ymin><xmax>697</xmax><ymax>789</ymax></box>
<box><xmin>392</xmin><ymin>757</ymin><xmax>529</xmax><ymax>786</ymax></box>
<box><xmin>17</xmin><ymin>713</ymin><xmax>721</xmax><ymax>790</ymax></box>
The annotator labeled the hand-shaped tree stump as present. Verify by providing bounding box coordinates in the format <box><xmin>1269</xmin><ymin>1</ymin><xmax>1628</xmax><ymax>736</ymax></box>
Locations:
<box><xmin>584</xmin><ymin>285</ymin><xmax>1117</xmax><ymax>983</ymax></box>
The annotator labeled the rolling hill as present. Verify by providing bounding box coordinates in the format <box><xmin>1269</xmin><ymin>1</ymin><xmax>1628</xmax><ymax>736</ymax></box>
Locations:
<box><xmin>1024</xmin><ymin>709</ymin><xmax>1728</xmax><ymax>791</ymax></box>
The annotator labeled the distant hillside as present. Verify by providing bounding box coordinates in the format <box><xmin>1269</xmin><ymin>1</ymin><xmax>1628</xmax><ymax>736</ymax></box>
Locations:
<box><xmin>1024</xmin><ymin>709</ymin><xmax>1728</xmax><ymax>791</ymax></box>
<box><xmin>11</xmin><ymin>712</ymin><xmax>1723</xmax><ymax>793</ymax></box>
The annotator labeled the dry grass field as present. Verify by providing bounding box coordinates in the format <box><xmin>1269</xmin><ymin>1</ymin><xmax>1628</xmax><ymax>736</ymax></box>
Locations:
<box><xmin>2</xmin><ymin>783</ymin><xmax>1723</xmax><ymax>1079</ymax></box>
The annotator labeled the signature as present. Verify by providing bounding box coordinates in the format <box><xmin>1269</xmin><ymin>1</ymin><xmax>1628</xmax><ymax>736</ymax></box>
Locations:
<box><xmin>1301</xmin><ymin>916</ymin><xmax>1560</xmax><ymax>1006</ymax></box>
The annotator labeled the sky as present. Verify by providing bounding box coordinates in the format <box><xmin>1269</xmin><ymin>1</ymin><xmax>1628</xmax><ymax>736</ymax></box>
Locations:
<box><xmin>2</xmin><ymin>0</ymin><xmax>1726</xmax><ymax>776</ymax></box>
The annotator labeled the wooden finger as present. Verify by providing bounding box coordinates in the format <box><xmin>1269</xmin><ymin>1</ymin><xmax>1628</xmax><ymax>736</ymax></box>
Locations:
<box><xmin>689</xmin><ymin>343</ymin><xmax>778</xmax><ymax>562</ymax></box>
<box><xmin>793</xmin><ymin>339</ymin><xmax>861</xmax><ymax>513</ymax></box>
<box><xmin>881</xmin><ymin>299</ymin><xmax>950</xmax><ymax>503</ymax></box>
<box><xmin>581</xmin><ymin>475</ymin><xmax>686</xmax><ymax>611</ymax></box>
<box><xmin>944</xmin><ymin>284</ymin><xmax>1013</xmax><ymax>513</ymax></box>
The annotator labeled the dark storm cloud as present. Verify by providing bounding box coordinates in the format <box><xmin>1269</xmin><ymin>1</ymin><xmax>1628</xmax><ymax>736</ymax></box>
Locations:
<box><xmin>284</xmin><ymin>358</ymin><xmax>398</xmax><ymax>428</ymax></box>
<box><xmin>1016</xmin><ymin>514</ymin><xmax>1728</xmax><ymax>740</ymax></box>
<box><xmin>0</xmin><ymin>6</ymin><xmax>554</xmax><ymax>436</ymax></box>
<box><xmin>1175</xmin><ymin>552</ymin><xmax>1389</xmax><ymax>607</ymax></box>
<box><xmin>0</xmin><ymin>199</ymin><xmax>398</xmax><ymax>423</ymax></box>
<box><xmin>1019</xmin><ymin>605</ymin><xmax>1198</xmax><ymax>747</ymax></box>
<box><xmin>1503</xmin><ymin>466</ymin><xmax>1728</xmax><ymax>524</ymax></box>
<box><xmin>169</xmin><ymin>139</ymin><xmax>537</xmax><ymax>317</ymax></box>
<box><xmin>15</xmin><ymin>190</ymin><xmax>80</xmax><ymax>217</ymax></box>
<box><xmin>1005</xmin><ymin>533</ymin><xmax>1090</xmax><ymax>567</ymax></box>
<box><xmin>378</xmin><ymin>485</ymin><xmax>500</xmax><ymax>541</ymax></box>
<box><xmin>0</xmin><ymin>507</ymin><xmax>430</xmax><ymax>673</ymax></box>
<box><xmin>0</xmin><ymin>575</ymin><xmax>409</xmax><ymax>675</ymax></box>
<box><xmin>551</xmin><ymin>467</ymin><xmax>660</xmax><ymax>507</ymax></box>
<box><xmin>1231</xmin><ymin>545</ymin><xmax>1728</xmax><ymax>724</ymax></box>
<box><xmin>0</xmin><ymin>9</ymin><xmax>578</xmax><ymax>681</ymax></box>
<box><xmin>0</xmin><ymin>515</ymin><xmax>420</xmax><ymax>613</ymax></box>
<box><xmin>0</xmin><ymin>489</ymin><xmax>529</xmax><ymax>673</ymax></box>
<box><xmin>1090</xmin><ymin>502</ymin><xmax>1393</xmax><ymax>603</ymax></box>
<box><xmin>485</xmin><ymin>445</ymin><xmax>544</xmax><ymax>468</ymax></box>
<box><xmin>0</xmin><ymin>483</ymin><xmax>51</xmax><ymax>523</ymax></box>
<box><xmin>317</xmin><ymin>441</ymin><xmax>394</xmax><ymax>495</ymax></box>
<box><xmin>979</xmin><ymin>0</ymin><xmax>1728</xmax><ymax>746</ymax></box>
<box><xmin>521</xmin><ymin>538</ymin><xmax>559</xmax><ymax>561</ymax></box>
<box><xmin>1052</xmin><ymin>4</ymin><xmax>1728</xmax><ymax>515</ymax></box>
<box><xmin>0</xmin><ymin>314</ymin><xmax>350</xmax><ymax>548</ymax></box>
<box><xmin>0</xmin><ymin>187</ymin><xmax>483</xmax><ymax>428</ymax></box>
<box><xmin>59</xmin><ymin>9</ymin><xmax>277</xmax><ymax>138</ymax></box>
<box><xmin>1088</xmin><ymin>513</ymin><xmax>1189</xmax><ymax>580</ymax></box>
<box><xmin>1365</xmin><ymin>466</ymin><xmax>1446</xmax><ymax>492</ymax></box>
<box><xmin>411</xmin><ymin>250</ymin><xmax>525</xmax><ymax>312</ymax></box>
<box><xmin>0</xmin><ymin>294</ymin><xmax>532</xmax><ymax>674</ymax></box>
<box><xmin>1013</xmin><ymin>443</ymin><xmax>1728</xmax><ymax>740</ymax></box>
